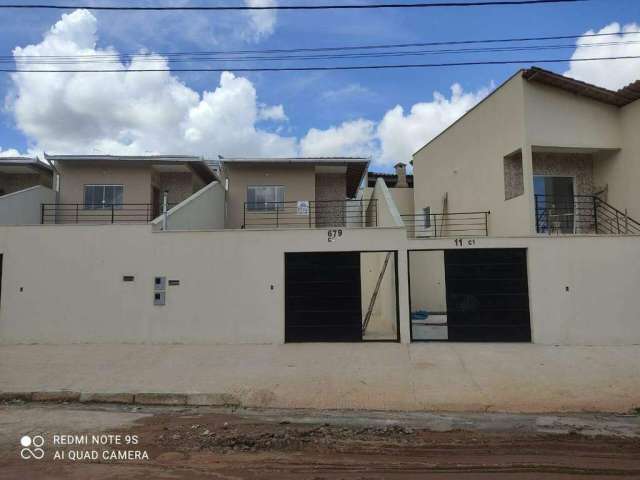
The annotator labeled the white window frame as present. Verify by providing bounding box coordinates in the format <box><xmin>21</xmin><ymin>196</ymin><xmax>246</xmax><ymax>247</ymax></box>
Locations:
<box><xmin>246</xmin><ymin>185</ymin><xmax>285</xmax><ymax>212</ymax></box>
<box><xmin>83</xmin><ymin>184</ymin><xmax>124</xmax><ymax>210</ymax></box>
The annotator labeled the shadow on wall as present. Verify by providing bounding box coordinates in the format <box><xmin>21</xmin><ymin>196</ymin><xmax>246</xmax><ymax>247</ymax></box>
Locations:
<box><xmin>361</xmin><ymin>251</ymin><xmax>398</xmax><ymax>341</ymax></box>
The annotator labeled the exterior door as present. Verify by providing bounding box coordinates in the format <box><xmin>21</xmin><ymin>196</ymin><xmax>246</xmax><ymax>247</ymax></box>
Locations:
<box><xmin>534</xmin><ymin>176</ymin><xmax>575</xmax><ymax>233</ymax></box>
<box><xmin>285</xmin><ymin>252</ymin><xmax>362</xmax><ymax>342</ymax></box>
<box><xmin>444</xmin><ymin>249</ymin><xmax>531</xmax><ymax>342</ymax></box>
<box><xmin>151</xmin><ymin>186</ymin><xmax>161</xmax><ymax>220</ymax></box>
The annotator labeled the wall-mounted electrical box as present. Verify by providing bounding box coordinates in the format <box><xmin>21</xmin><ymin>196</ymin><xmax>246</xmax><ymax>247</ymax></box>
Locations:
<box><xmin>154</xmin><ymin>276</ymin><xmax>167</xmax><ymax>306</ymax></box>
<box><xmin>154</xmin><ymin>276</ymin><xmax>166</xmax><ymax>291</ymax></box>
<box><xmin>153</xmin><ymin>291</ymin><xmax>166</xmax><ymax>306</ymax></box>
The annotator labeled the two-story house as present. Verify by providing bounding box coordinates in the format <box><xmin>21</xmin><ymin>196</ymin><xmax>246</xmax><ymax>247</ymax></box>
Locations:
<box><xmin>411</xmin><ymin>67</ymin><xmax>640</xmax><ymax>238</ymax></box>
<box><xmin>43</xmin><ymin>154</ymin><xmax>216</xmax><ymax>223</ymax></box>
<box><xmin>218</xmin><ymin>156</ymin><xmax>370</xmax><ymax>229</ymax></box>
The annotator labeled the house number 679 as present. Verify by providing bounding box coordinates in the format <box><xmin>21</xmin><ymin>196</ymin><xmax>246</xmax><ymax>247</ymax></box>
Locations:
<box><xmin>328</xmin><ymin>229</ymin><xmax>343</xmax><ymax>242</ymax></box>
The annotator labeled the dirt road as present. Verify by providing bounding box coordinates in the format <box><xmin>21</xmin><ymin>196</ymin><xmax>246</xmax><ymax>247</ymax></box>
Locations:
<box><xmin>1</xmin><ymin>403</ymin><xmax>639</xmax><ymax>479</ymax></box>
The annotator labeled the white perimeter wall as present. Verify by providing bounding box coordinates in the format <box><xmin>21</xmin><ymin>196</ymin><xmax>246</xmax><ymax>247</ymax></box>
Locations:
<box><xmin>0</xmin><ymin>225</ymin><xmax>638</xmax><ymax>346</ymax></box>
<box><xmin>0</xmin><ymin>186</ymin><xmax>56</xmax><ymax>225</ymax></box>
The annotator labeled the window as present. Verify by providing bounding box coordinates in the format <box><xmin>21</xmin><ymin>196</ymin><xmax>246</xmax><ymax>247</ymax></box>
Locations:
<box><xmin>247</xmin><ymin>186</ymin><xmax>285</xmax><ymax>211</ymax></box>
<box><xmin>534</xmin><ymin>176</ymin><xmax>575</xmax><ymax>234</ymax></box>
<box><xmin>423</xmin><ymin>207</ymin><xmax>431</xmax><ymax>229</ymax></box>
<box><xmin>83</xmin><ymin>185</ymin><xmax>124</xmax><ymax>210</ymax></box>
<box><xmin>504</xmin><ymin>151</ymin><xmax>524</xmax><ymax>200</ymax></box>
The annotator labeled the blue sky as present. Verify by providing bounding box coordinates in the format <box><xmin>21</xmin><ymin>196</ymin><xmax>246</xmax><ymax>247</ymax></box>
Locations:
<box><xmin>0</xmin><ymin>0</ymin><xmax>639</xmax><ymax>170</ymax></box>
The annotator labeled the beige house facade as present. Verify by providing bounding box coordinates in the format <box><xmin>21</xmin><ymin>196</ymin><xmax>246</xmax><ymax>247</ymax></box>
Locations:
<box><xmin>0</xmin><ymin>67</ymin><xmax>638</xmax><ymax>354</ymax></box>
<box><xmin>45</xmin><ymin>154</ymin><xmax>216</xmax><ymax>223</ymax></box>
<box><xmin>219</xmin><ymin>157</ymin><xmax>369</xmax><ymax>229</ymax></box>
<box><xmin>412</xmin><ymin>68</ymin><xmax>640</xmax><ymax>237</ymax></box>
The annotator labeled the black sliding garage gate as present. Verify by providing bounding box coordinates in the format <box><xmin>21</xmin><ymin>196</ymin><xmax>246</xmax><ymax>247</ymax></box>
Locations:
<box><xmin>444</xmin><ymin>249</ymin><xmax>531</xmax><ymax>342</ymax></box>
<box><xmin>285</xmin><ymin>252</ymin><xmax>362</xmax><ymax>342</ymax></box>
<box><xmin>409</xmin><ymin>248</ymin><xmax>531</xmax><ymax>342</ymax></box>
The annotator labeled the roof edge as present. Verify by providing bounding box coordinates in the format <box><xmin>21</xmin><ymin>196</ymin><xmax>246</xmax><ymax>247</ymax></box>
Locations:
<box><xmin>412</xmin><ymin>69</ymin><xmax>525</xmax><ymax>159</ymax></box>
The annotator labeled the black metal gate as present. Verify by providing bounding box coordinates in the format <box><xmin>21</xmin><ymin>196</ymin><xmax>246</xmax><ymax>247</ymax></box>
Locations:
<box><xmin>285</xmin><ymin>252</ymin><xmax>362</xmax><ymax>342</ymax></box>
<box><xmin>444</xmin><ymin>249</ymin><xmax>531</xmax><ymax>342</ymax></box>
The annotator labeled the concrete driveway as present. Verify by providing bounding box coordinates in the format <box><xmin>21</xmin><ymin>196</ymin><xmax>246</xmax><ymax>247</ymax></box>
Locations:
<box><xmin>0</xmin><ymin>343</ymin><xmax>639</xmax><ymax>412</ymax></box>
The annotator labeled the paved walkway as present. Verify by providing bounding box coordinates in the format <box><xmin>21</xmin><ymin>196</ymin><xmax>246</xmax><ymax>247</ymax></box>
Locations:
<box><xmin>1</xmin><ymin>343</ymin><xmax>639</xmax><ymax>412</ymax></box>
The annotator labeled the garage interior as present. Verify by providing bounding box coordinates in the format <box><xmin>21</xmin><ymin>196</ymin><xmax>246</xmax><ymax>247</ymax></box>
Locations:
<box><xmin>285</xmin><ymin>251</ymin><xmax>399</xmax><ymax>342</ymax></box>
<box><xmin>409</xmin><ymin>248</ymin><xmax>531</xmax><ymax>342</ymax></box>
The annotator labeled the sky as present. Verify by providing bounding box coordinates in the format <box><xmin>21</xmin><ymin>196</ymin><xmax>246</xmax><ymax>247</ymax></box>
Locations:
<box><xmin>0</xmin><ymin>0</ymin><xmax>639</xmax><ymax>171</ymax></box>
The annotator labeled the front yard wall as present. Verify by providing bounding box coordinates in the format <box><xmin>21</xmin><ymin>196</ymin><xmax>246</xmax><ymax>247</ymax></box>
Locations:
<box><xmin>0</xmin><ymin>225</ymin><xmax>638</xmax><ymax>346</ymax></box>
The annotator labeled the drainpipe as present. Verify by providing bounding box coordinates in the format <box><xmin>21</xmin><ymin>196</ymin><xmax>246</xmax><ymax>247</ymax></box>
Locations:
<box><xmin>162</xmin><ymin>190</ymin><xmax>169</xmax><ymax>231</ymax></box>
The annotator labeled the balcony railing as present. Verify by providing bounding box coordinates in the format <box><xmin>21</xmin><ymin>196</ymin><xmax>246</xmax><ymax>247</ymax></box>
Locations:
<box><xmin>41</xmin><ymin>203</ymin><xmax>157</xmax><ymax>224</ymax></box>
<box><xmin>535</xmin><ymin>195</ymin><xmax>640</xmax><ymax>235</ymax></box>
<box><xmin>401</xmin><ymin>211</ymin><xmax>490</xmax><ymax>238</ymax></box>
<box><xmin>243</xmin><ymin>199</ymin><xmax>377</xmax><ymax>229</ymax></box>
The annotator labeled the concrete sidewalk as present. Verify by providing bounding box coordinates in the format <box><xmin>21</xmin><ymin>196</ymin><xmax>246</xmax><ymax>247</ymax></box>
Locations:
<box><xmin>1</xmin><ymin>343</ymin><xmax>639</xmax><ymax>412</ymax></box>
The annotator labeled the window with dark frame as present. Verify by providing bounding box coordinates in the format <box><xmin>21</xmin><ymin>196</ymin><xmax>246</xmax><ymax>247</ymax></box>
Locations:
<box><xmin>423</xmin><ymin>206</ymin><xmax>431</xmax><ymax>229</ymax></box>
<box><xmin>83</xmin><ymin>185</ymin><xmax>124</xmax><ymax>210</ymax></box>
<box><xmin>246</xmin><ymin>185</ymin><xmax>285</xmax><ymax>212</ymax></box>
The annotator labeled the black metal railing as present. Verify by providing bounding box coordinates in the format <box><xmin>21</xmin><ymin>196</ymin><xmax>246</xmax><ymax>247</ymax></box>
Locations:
<box><xmin>401</xmin><ymin>211</ymin><xmax>490</xmax><ymax>238</ymax></box>
<box><xmin>41</xmin><ymin>203</ymin><xmax>157</xmax><ymax>224</ymax></box>
<box><xmin>595</xmin><ymin>198</ymin><xmax>640</xmax><ymax>235</ymax></box>
<box><xmin>243</xmin><ymin>199</ymin><xmax>377</xmax><ymax>229</ymax></box>
<box><xmin>535</xmin><ymin>195</ymin><xmax>640</xmax><ymax>235</ymax></box>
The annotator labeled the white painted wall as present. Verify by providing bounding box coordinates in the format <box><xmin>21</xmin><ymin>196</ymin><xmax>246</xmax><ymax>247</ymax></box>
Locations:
<box><xmin>368</xmin><ymin>178</ymin><xmax>404</xmax><ymax>227</ymax></box>
<box><xmin>0</xmin><ymin>226</ymin><xmax>408</xmax><ymax>345</ymax></box>
<box><xmin>0</xmin><ymin>225</ymin><xmax>638</xmax><ymax>346</ymax></box>
<box><xmin>151</xmin><ymin>181</ymin><xmax>225</xmax><ymax>231</ymax></box>
<box><xmin>364</xmin><ymin>186</ymin><xmax>414</xmax><ymax>216</ymax></box>
<box><xmin>524</xmin><ymin>81</ymin><xmax>622</xmax><ymax>150</ymax></box>
<box><xmin>593</xmin><ymin>100</ymin><xmax>640</xmax><ymax>220</ymax></box>
<box><xmin>0</xmin><ymin>186</ymin><xmax>56</xmax><ymax>225</ymax></box>
<box><xmin>408</xmin><ymin>250</ymin><xmax>446</xmax><ymax>313</ymax></box>
<box><xmin>525</xmin><ymin>236</ymin><xmax>640</xmax><ymax>345</ymax></box>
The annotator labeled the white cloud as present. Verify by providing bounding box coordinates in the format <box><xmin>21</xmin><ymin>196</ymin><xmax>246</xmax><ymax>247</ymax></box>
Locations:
<box><xmin>258</xmin><ymin>104</ymin><xmax>288</xmax><ymax>122</ymax></box>
<box><xmin>376</xmin><ymin>83</ymin><xmax>490</xmax><ymax>166</ymax></box>
<box><xmin>8</xmin><ymin>9</ymin><xmax>296</xmax><ymax>158</ymax></box>
<box><xmin>243</xmin><ymin>0</ymin><xmax>278</xmax><ymax>42</ymax></box>
<box><xmin>321</xmin><ymin>83</ymin><xmax>373</xmax><ymax>102</ymax></box>
<box><xmin>564</xmin><ymin>22</ymin><xmax>640</xmax><ymax>91</ymax></box>
<box><xmin>0</xmin><ymin>147</ymin><xmax>22</xmax><ymax>157</ymax></box>
<box><xmin>299</xmin><ymin>84</ymin><xmax>490</xmax><ymax>166</ymax></box>
<box><xmin>5</xmin><ymin>9</ymin><xmax>491</xmax><ymax>170</ymax></box>
<box><xmin>300</xmin><ymin>119</ymin><xmax>377</xmax><ymax>158</ymax></box>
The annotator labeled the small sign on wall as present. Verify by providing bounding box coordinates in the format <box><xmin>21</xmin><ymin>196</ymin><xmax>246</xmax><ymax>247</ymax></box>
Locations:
<box><xmin>297</xmin><ymin>200</ymin><xmax>310</xmax><ymax>216</ymax></box>
<box><xmin>454</xmin><ymin>238</ymin><xmax>477</xmax><ymax>247</ymax></box>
